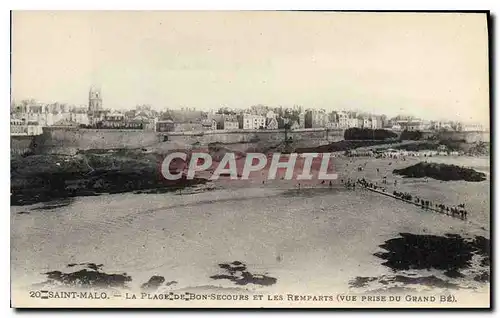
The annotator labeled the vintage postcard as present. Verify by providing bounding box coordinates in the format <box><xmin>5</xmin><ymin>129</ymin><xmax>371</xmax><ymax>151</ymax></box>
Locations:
<box><xmin>10</xmin><ymin>11</ymin><xmax>491</xmax><ymax>308</ymax></box>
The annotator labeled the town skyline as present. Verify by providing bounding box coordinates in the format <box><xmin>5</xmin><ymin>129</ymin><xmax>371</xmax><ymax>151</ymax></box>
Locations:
<box><xmin>10</xmin><ymin>93</ymin><xmax>488</xmax><ymax>127</ymax></box>
<box><xmin>12</xmin><ymin>11</ymin><xmax>490</xmax><ymax>126</ymax></box>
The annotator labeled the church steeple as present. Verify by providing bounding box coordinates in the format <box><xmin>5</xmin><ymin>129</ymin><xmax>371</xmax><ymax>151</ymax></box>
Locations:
<box><xmin>88</xmin><ymin>86</ymin><xmax>102</xmax><ymax>112</ymax></box>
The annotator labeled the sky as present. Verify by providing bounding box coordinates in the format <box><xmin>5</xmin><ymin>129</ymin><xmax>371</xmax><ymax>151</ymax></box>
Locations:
<box><xmin>11</xmin><ymin>11</ymin><xmax>490</xmax><ymax>125</ymax></box>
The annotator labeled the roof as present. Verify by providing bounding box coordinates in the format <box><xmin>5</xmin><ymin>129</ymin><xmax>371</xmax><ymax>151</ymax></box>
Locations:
<box><xmin>133</xmin><ymin>115</ymin><xmax>150</xmax><ymax>122</ymax></box>
<box><xmin>266</xmin><ymin>117</ymin><xmax>277</xmax><ymax>125</ymax></box>
<box><xmin>135</xmin><ymin>111</ymin><xmax>150</xmax><ymax>118</ymax></box>
<box><xmin>201</xmin><ymin>119</ymin><xmax>215</xmax><ymax>126</ymax></box>
<box><xmin>107</xmin><ymin>111</ymin><xmax>124</xmax><ymax>116</ymax></box>
<box><xmin>53</xmin><ymin>119</ymin><xmax>79</xmax><ymax>127</ymax></box>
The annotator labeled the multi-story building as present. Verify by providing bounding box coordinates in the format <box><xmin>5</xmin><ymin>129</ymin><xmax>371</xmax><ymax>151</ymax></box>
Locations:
<box><xmin>223</xmin><ymin>118</ymin><xmax>239</xmax><ymax>130</ymax></box>
<box><xmin>459</xmin><ymin>123</ymin><xmax>484</xmax><ymax>131</ymax></box>
<box><xmin>156</xmin><ymin>119</ymin><xmax>175</xmax><ymax>132</ymax></box>
<box><xmin>98</xmin><ymin>112</ymin><xmax>125</xmax><ymax>129</ymax></box>
<box><xmin>69</xmin><ymin>107</ymin><xmax>90</xmax><ymax>126</ymax></box>
<box><xmin>362</xmin><ymin>118</ymin><xmax>371</xmax><ymax>129</ymax></box>
<box><xmin>420</xmin><ymin>120</ymin><xmax>432</xmax><ymax>131</ymax></box>
<box><xmin>11</xmin><ymin>99</ymin><xmax>93</xmax><ymax>128</ymax></box>
<box><xmin>215</xmin><ymin>114</ymin><xmax>239</xmax><ymax>130</ymax></box>
<box><xmin>266</xmin><ymin>117</ymin><xmax>279</xmax><ymax>130</ymax></box>
<box><xmin>401</xmin><ymin>119</ymin><xmax>423</xmax><ymax>131</ymax></box>
<box><xmin>325</xmin><ymin>121</ymin><xmax>339</xmax><ymax>129</ymax></box>
<box><xmin>131</xmin><ymin>111</ymin><xmax>157</xmax><ymax>131</ymax></box>
<box><xmin>337</xmin><ymin>111</ymin><xmax>350</xmax><ymax>128</ymax></box>
<box><xmin>371</xmin><ymin>116</ymin><xmax>382</xmax><ymax>129</ymax></box>
<box><xmin>10</xmin><ymin>118</ymin><xmax>43</xmax><ymax>136</ymax></box>
<box><xmin>290</xmin><ymin>121</ymin><xmax>301</xmax><ymax>130</ymax></box>
<box><xmin>241</xmin><ymin>113</ymin><xmax>266</xmax><ymax>130</ymax></box>
<box><xmin>357</xmin><ymin>117</ymin><xmax>364</xmax><ymax>128</ymax></box>
<box><xmin>392</xmin><ymin>119</ymin><xmax>423</xmax><ymax>131</ymax></box>
<box><xmin>298</xmin><ymin>112</ymin><xmax>306</xmax><ymax>128</ymax></box>
<box><xmin>304</xmin><ymin>109</ymin><xmax>327</xmax><ymax>128</ymax></box>
<box><xmin>174</xmin><ymin>122</ymin><xmax>204</xmax><ymax>132</ymax></box>
<box><xmin>358</xmin><ymin>116</ymin><xmax>380</xmax><ymax>129</ymax></box>
<box><xmin>165</xmin><ymin>109</ymin><xmax>204</xmax><ymax>123</ymax></box>
<box><xmin>348</xmin><ymin>116</ymin><xmax>360</xmax><ymax>128</ymax></box>
<box><xmin>201</xmin><ymin>119</ymin><xmax>218</xmax><ymax>130</ymax></box>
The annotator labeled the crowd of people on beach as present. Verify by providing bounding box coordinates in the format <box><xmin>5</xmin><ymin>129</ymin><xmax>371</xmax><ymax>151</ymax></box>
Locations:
<box><xmin>346</xmin><ymin>148</ymin><xmax>466</xmax><ymax>160</ymax></box>
<box><xmin>339</xmin><ymin>177</ymin><xmax>469</xmax><ymax>221</ymax></box>
<box><xmin>303</xmin><ymin>150</ymin><xmax>475</xmax><ymax>222</ymax></box>
<box><xmin>392</xmin><ymin>191</ymin><xmax>468</xmax><ymax>220</ymax></box>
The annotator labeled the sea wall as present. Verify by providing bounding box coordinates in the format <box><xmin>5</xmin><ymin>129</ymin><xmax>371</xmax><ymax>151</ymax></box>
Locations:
<box><xmin>23</xmin><ymin>127</ymin><xmax>490</xmax><ymax>155</ymax></box>
<box><xmin>164</xmin><ymin>128</ymin><xmax>343</xmax><ymax>146</ymax></box>
<box><xmin>31</xmin><ymin>127</ymin><xmax>344</xmax><ymax>154</ymax></box>
<box><xmin>437</xmin><ymin>131</ymin><xmax>490</xmax><ymax>143</ymax></box>
<box><xmin>33</xmin><ymin>127</ymin><xmax>160</xmax><ymax>154</ymax></box>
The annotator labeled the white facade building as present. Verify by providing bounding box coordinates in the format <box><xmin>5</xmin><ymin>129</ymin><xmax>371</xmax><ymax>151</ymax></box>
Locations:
<box><xmin>242</xmin><ymin>114</ymin><xmax>266</xmax><ymax>130</ymax></box>
<box><xmin>337</xmin><ymin>111</ymin><xmax>350</xmax><ymax>128</ymax></box>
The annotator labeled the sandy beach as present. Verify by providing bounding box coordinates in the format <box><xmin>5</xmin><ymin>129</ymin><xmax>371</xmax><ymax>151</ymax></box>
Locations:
<box><xmin>11</xmin><ymin>154</ymin><xmax>490</xmax><ymax>308</ymax></box>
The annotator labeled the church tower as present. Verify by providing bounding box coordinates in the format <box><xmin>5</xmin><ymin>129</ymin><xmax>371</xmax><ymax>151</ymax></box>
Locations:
<box><xmin>88</xmin><ymin>86</ymin><xmax>102</xmax><ymax>112</ymax></box>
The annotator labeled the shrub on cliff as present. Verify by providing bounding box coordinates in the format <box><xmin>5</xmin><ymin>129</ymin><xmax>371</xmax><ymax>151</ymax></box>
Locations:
<box><xmin>400</xmin><ymin>130</ymin><xmax>423</xmax><ymax>141</ymax></box>
<box><xmin>393</xmin><ymin>162</ymin><xmax>486</xmax><ymax>182</ymax></box>
<box><xmin>467</xmin><ymin>141</ymin><xmax>490</xmax><ymax>156</ymax></box>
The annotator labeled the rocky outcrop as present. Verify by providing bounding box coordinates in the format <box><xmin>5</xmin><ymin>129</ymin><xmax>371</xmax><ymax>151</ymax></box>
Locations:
<box><xmin>393</xmin><ymin>162</ymin><xmax>486</xmax><ymax>182</ymax></box>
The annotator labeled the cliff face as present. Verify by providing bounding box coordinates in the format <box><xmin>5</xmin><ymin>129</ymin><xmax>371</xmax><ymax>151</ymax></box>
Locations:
<box><xmin>419</xmin><ymin>131</ymin><xmax>491</xmax><ymax>143</ymax></box>
<box><xmin>11</xmin><ymin>135</ymin><xmax>35</xmax><ymax>156</ymax></box>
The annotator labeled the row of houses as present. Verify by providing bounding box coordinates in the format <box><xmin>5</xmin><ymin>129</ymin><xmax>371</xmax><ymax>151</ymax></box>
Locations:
<box><xmin>156</xmin><ymin>113</ymin><xmax>279</xmax><ymax>132</ymax></box>
<box><xmin>12</xmin><ymin>95</ymin><xmax>486</xmax><ymax>134</ymax></box>
<box><xmin>305</xmin><ymin>110</ymin><xmax>383</xmax><ymax>129</ymax></box>
<box><xmin>387</xmin><ymin>119</ymin><xmax>484</xmax><ymax>132</ymax></box>
<box><xmin>10</xmin><ymin>118</ymin><xmax>43</xmax><ymax>136</ymax></box>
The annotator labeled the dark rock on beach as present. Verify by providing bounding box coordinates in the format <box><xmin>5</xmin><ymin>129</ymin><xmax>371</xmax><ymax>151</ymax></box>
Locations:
<box><xmin>43</xmin><ymin>263</ymin><xmax>132</xmax><ymax>288</ymax></box>
<box><xmin>210</xmin><ymin>261</ymin><xmax>277</xmax><ymax>286</ymax></box>
<box><xmin>11</xmin><ymin>151</ymin><xmax>208</xmax><ymax>206</ymax></box>
<box><xmin>374</xmin><ymin>233</ymin><xmax>490</xmax><ymax>275</ymax></box>
<box><xmin>393</xmin><ymin>162</ymin><xmax>486</xmax><ymax>182</ymax></box>
<box><xmin>349</xmin><ymin>233</ymin><xmax>490</xmax><ymax>291</ymax></box>
<box><xmin>141</xmin><ymin>275</ymin><xmax>166</xmax><ymax>291</ymax></box>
